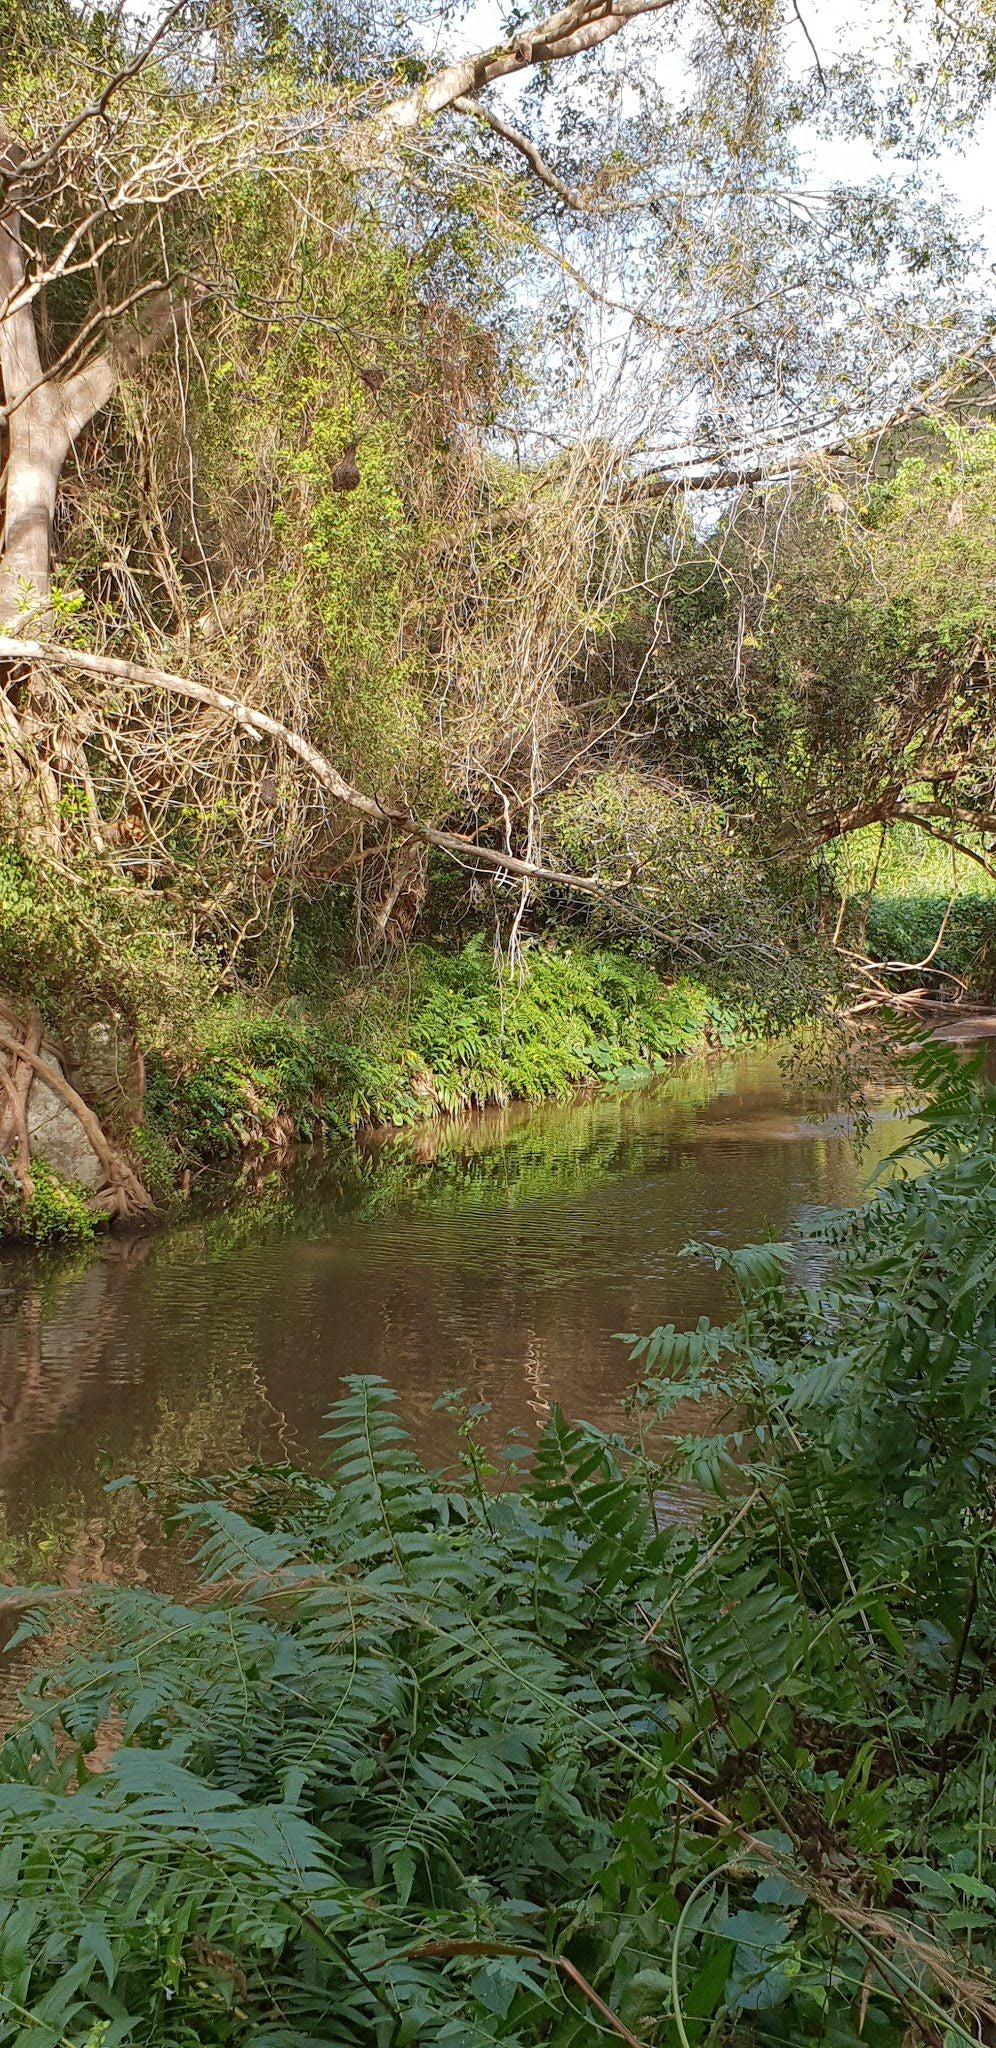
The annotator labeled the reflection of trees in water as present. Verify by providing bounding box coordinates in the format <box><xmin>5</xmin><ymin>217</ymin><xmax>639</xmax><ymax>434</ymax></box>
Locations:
<box><xmin>0</xmin><ymin>1240</ymin><xmax>280</xmax><ymax>1565</ymax></box>
<box><xmin>0</xmin><ymin>1048</ymin><xmax>903</xmax><ymax>1545</ymax></box>
<box><xmin>0</xmin><ymin>1237</ymin><xmax>154</xmax><ymax>1472</ymax></box>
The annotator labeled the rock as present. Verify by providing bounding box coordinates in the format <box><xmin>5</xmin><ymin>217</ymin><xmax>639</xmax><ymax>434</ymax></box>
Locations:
<box><xmin>26</xmin><ymin>1060</ymin><xmax>103</xmax><ymax>1188</ymax></box>
<box><xmin>63</xmin><ymin>1013</ymin><xmax>142</xmax><ymax>1122</ymax></box>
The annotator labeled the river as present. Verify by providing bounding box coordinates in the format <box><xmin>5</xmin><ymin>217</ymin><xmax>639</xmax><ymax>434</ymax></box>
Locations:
<box><xmin>0</xmin><ymin>1045</ymin><xmax>906</xmax><ymax>1561</ymax></box>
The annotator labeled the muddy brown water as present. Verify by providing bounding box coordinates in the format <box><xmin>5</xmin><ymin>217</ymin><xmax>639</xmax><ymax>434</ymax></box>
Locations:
<box><xmin>0</xmin><ymin>1045</ymin><xmax>914</xmax><ymax>1565</ymax></box>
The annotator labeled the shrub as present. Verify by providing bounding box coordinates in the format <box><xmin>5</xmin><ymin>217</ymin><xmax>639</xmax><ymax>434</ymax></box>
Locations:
<box><xmin>143</xmin><ymin>941</ymin><xmax>750</xmax><ymax>1170</ymax></box>
<box><xmin>0</xmin><ymin>842</ymin><xmax>206</xmax><ymax>1040</ymax></box>
<box><xmin>0</xmin><ymin>1156</ymin><xmax>95</xmax><ymax>1243</ymax></box>
<box><xmin>862</xmin><ymin>891</ymin><xmax>996</xmax><ymax>994</ymax></box>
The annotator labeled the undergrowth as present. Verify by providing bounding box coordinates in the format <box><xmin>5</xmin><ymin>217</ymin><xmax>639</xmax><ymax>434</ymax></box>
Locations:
<box><xmin>861</xmin><ymin>892</ymin><xmax>996</xmax><ymax>995</ymax></box>
<box><xmin>829</xmin><ymin>822</ymin><xmax>996</xmax><ymax>996</ymax></box>
<box><xmin>0</xmin><ymin>1158</ymin><xmax>95</xmax><ymax>1245</ymax></box>
<box><xmin>144</xmin><ymin>939</ymin><xmax>752</xmax><ymax>1178</ymax></box>
<box><xmin>0</xmin><ymin>843</ymin><xmax>205</xmax><ymax>1042</ymax></box>
<box><xmin>4</xmin><ymin>1042</ymin><xmax>996</xmax><ymax>2042</ymax></box>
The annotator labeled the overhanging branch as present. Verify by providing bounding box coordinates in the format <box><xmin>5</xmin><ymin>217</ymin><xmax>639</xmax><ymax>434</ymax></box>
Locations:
<box><xmin>0</xmin><ymin>635</ymin><xmax>628</xmax><ymax>904</ymax></box>
<box><xmin>345</xmin><ymin>0</ymin><xmax>679</xmax><ymax>163</ymax></box>
<box><xmin>452</xmin><ymin>97</ymin><xmax>585</xmax><ymax>209</ymax></box>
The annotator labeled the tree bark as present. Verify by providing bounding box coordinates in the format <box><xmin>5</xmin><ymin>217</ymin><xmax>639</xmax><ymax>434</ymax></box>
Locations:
<box><xmin>0</xmin><ymin>389</ymin><xmax>71</xmax><ymax>626</ymax></box>
<box><xmin>0</xmin><ymin>124</ymin><xmax>73</xmax><ymax>625</ymax></box>
<box><xmin>344</xmin><ymin>0</ymin><xmax>677</xmax><ymax>165</ymax></box>
<box><xmin>1</xmin><ymin>118</ymin><xmax>180</xmax><ymax>629</ymax></box>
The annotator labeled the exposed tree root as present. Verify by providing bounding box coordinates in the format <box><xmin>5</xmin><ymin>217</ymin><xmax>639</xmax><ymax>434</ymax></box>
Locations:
<box><xmin>0</xmin><ymin>1002</ymin><xmax>152</xmax><ymax>1223</ymax></box>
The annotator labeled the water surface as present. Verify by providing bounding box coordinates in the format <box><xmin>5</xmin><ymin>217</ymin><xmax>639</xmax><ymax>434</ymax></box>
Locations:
<box><xmin>0</xmin><ymin>1047</ymin><xmax>902</xmax><ymax>1554</ymax></box>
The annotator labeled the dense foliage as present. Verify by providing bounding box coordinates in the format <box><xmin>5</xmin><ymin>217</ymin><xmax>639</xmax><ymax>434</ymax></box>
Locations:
<box><xmin>138</xmin><ymin>938</ymin><xmax>747</xmax><ymax>1187</ymax></box>
<box><xmin>3</xmin><ymin>0</ymin><xmax>996</xmax><ymax>1067</ymax></box>
<box><xmin>4</xmin><ymin>1042</ymin><xmax>996</xmax><ymax>2042</ymax></box>
<box><xmin>623</xmin><ymin>419</ymin><xmax>996</xmax><ymax>888</ymax></box>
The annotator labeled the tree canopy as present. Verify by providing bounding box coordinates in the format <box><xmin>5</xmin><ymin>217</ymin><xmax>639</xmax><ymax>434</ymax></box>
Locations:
<box><xmin>1</xmin><ymin>0</ymin><xmax>995</xmax><ymax>1016</ymax></box>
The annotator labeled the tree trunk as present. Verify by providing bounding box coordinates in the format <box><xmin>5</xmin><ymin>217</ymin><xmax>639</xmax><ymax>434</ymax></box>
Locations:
<box><xmin>0</xmin><ymin>386</ymin><xmax>70</xmax><ymax>626</ymax></box>
<box><xmin>0</xmin><ymin>122</ymin><xmax>71</xmax><ymax>625</ymax></box>
<box><xmin>1</xmin><ymin>116</ymin><xmax>180</xmax><ymax>856</ymax></box>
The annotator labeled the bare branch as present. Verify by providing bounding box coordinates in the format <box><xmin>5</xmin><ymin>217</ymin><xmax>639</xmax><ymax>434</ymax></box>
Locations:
<box><xmin>452</xmin><ymin>97</ymin><xmax>585</xmax><ymax>209</ymax></box>
<box><xmin>0</xmin><ymin>635</ymin><xmax>633</xmax><ymax>903</ymax></box>
<box><xmin>11</xmin><ymin>0</ymin><xmax>197</xmax><ymax>183</ymax></box>
<box><xmin>345</xmin><ymin>0</ymin><xmax>679</xmax><ymax>162</ymax></box>
<box><xmin>0</xmin><ymin>1020</ymin><xmax>152</xmax><ymax>1216</ymax></box>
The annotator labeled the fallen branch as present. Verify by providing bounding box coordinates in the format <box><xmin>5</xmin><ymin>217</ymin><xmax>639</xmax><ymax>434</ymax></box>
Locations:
<box><xmin>0</xmin><ymin>634</ymin><xmax>631</xmax><ymax>906</ymax></box>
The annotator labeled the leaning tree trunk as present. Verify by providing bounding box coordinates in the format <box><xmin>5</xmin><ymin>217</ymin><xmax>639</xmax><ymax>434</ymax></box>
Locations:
<box><xmin>0</xmin><ymin>377</ymin><xmax>70</xmax><ymax>630</ymax></box>
<box><xmin>0</xmin><ymin>124</ymin><xmax>73</xmax><ymax>627</ymax></box>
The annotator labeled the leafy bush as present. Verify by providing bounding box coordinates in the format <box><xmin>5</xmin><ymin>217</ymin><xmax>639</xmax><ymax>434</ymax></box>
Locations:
<box><xmin>0</xmin><ymin>1156</ymin><xmax>95</xmax><ymax>1244</ymax></box>
<box><xmin>542</xmin><ymin>771</ymin><xmax>803</xmax><ymax>1000</ymax></box>
<box><xmin>144</xmin><ymin>1011</ymin><xmax>404</xmax><ymax>1169</ymax></box>
<box><xmin>0</xmin><ymin>842</ymin><xmax>206</xmax><ymax>1040</ymax></box>
<box><xmin>398</xmin><ymin>937</ymin><xmax>725</xmax><ymax>1112</ymax></box>
<box><xmin>862</xmin><ymin>891</ymin><xmax>996</xmax><ymax>994</ymax></box>
<box><xmin>6</xmin><ymin>1043</ymin><xmax>996</xmax><ymax>2043</ymax></box>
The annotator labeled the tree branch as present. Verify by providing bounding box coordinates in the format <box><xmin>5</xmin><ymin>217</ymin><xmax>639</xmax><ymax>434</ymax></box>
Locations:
<box><xmin>452</xmin><ymin>97</ymin><xmax>585</xmax><ymax>209</ymax></box>
<box><xmin>892</xmin><ymin>808</ymin><xmax>996</xmax><ymax>884</ymax></box>
<box><xmin>345</xmin><ymin>0</ymin><xmax>678</xmax><ymax>162</ymax></box>
<box><xmin>11</xmin><ymin>0</ymin><xmax>196</xmax><ymax>184</ymax></box>
<box><xmin>0</xmin><ymin>1021</ymin><xmax>152</xmax><ymax>1216</ymax></box>
<box><xmin>0</xmin><ymin>635</ymin><xmax>631</xmax><ymax>904</ymax></box>
<box><xmin>62</xmin><ymin>287</ymin><xmax>184</xmax><ymax>439</ymax></box>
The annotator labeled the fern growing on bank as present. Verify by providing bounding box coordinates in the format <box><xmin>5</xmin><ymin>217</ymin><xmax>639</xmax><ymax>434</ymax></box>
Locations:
<box><xmin>144</xmin><ymin>938</ymin><xmax>752</xmax><ymax>1175</ymax></box>
<box><xmin>4</xmin><ymin>1043</ymin><xmax>996</xmax><ymax>2042</ymax></box>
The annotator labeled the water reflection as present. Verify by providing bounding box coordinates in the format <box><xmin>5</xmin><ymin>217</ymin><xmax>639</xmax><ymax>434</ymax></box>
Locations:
<box><xmin>0</xmin><ymin>1048</ymin><xmax>903</xmax><ymax>1550</ymax></box>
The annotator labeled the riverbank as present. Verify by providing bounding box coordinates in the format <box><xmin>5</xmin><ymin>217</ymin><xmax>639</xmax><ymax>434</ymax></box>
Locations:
<box><xmin>0</xmin><ymin>940</ymin><xmax>765</xmax><ymax>1243</ymax></box>
<box><xmin>1</xmin><ymin>1044</ymin><xmax>991</xmax><ymax>2048</ymax></box>
<box><xmin>134</xmin><ymin>943</ymin><xmax>764</xmax><ymax>1205</ymax></box>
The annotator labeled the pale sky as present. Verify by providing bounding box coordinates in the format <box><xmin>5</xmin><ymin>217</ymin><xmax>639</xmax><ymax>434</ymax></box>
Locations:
<box><xmin>422</xmin><ymin>0</ymin><xmax>996</xmax><ymax>255</ymax></box>
<box><xmin>786</xmin><ymin>0</ymin><xmax>996</xmax><ymax>257</ymax></box>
